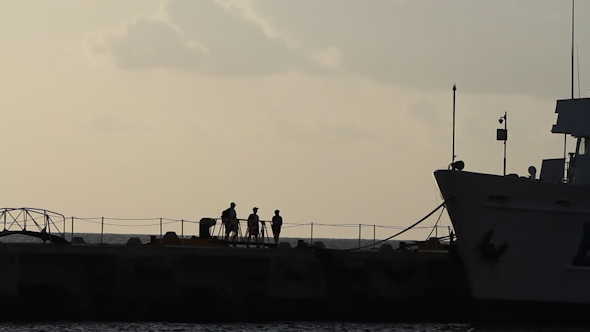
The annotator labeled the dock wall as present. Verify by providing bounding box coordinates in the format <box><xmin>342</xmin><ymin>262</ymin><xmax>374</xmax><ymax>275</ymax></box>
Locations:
<box><xmin>0</xmin><ymin>242</ymin><xmax>472</xmax><ymax>322</ymax></box>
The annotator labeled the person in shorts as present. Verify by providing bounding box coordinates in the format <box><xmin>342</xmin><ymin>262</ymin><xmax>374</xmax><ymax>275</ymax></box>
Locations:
<box><xmin>247</xmin><ymin>207</ymin><xmax>260</xmax><ymax>246</ymax></box>
<box><xmin>222</xmin><ymin>202</ymin><xmax>238</xmax><ymax>242</ymax></box>
<box><xmin>271</xmin><ymin>210</ymin><xmax>283</xmax><ymax>245</ymax></box>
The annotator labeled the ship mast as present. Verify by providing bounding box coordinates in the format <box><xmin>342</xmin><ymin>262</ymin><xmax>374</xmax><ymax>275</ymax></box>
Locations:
<box><xmin>571</xmin><ymin>0</ymin><xmax>575</xmax><ymax>100</ymax></box>
<box><xmin>564</xmin><ymin>0</ymin><xmax>575</xmax><ymax>180</ymax></box>
<box><xmin>451</xmin><ymin>84</ymin><xmax>457</xmax><ymax>165</ymax></box>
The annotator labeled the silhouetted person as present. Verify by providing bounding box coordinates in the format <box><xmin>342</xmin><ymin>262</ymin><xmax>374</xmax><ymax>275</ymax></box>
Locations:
<box><xmin>222</xmin><ymin>202</ymin><xmax>238</xmax><ymax>242</ymax></box>
<box><xmin>271</xmin><ymin>210</ymin><xmax>283</xmax><ymax>245</ymax></box>
<box><xmin>247</xmin><ymin>207</ymin><xmax>260</xmax><ymax>247</ymax></box>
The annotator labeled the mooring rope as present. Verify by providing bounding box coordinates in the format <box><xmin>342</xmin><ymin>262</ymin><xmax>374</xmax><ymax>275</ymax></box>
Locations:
<box><xmin>424</xmin><ymin>206</ymin><xmax>446</xmax><ymax>241</ymax></box>
<box><xmin>307</xmin><ymin>201</ymin><xmax>446</xmax><ymax>252</ymax></box>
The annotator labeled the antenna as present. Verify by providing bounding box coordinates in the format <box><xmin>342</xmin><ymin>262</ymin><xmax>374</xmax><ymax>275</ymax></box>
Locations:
<box><xmin>571</xmin><ymin>0</ymin><xmax>575</xmax><ymax>100</ymax></box>
<box><xmin>451</xmin><ymin>84</ymin><xmax>457</xmax><ymax>165</ymax></box>
<box><xmin>576</xmin><ymin>44</ymin><xmax>580</xmax><ymax>98</ymax></box>
<box><xmin>564</xmin><ymin>0</ymin><xmax>575</xmax><ymax>174</ymax></box>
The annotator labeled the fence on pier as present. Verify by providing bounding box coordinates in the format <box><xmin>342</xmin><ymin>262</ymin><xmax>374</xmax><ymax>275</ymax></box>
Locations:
<box><xmin>67</xmin><ymin>214</ymin><xmax>452</xmax><ymax>249</ymax></box>
<box><xmin>0</xmin><ymin>207</ymin><xmax>453</xmax><ymax>249</ymax></box>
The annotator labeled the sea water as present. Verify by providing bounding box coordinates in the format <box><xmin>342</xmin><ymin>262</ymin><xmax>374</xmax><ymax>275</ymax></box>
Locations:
<box><xmin>0</xmin><ymin>322</ymin><xmax>585</xmax><ymax>331</ymax></box>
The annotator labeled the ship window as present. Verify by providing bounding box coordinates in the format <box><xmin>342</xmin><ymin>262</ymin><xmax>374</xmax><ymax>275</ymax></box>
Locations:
<box><xmin>577</xmin><ymin>137</ymin><xmax>588</xmax><ymax>155</ymax></box>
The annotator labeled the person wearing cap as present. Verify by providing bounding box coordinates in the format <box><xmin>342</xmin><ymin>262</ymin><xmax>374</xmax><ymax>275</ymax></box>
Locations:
<box><xmin>222</xmin><ymin>202</ymin><xmax>238</xmax><ymax>242</ymax></box>
<box><xmin>247</xmin><ymin>207</ymin><xmax>260</xmax><ymax>246</ymax></box>
<box><xmin>271</xmin><ymin>210</ymin><xmax>283</xmax><ymax>245</ymax></box>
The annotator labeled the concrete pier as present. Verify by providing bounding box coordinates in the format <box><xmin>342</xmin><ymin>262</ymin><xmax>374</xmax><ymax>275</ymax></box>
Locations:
<box><xmin>0</xmin><ymin>240</ymin><xmax>473</xmax><ymax>322</ymax></box>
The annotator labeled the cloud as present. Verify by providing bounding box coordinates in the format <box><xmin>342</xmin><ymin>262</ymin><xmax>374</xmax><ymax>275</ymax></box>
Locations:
<box><xmin>241</xmin><ymin>1</ymin><xmax>587</xmax><ymax>97</ymax></box>
<box><xmin>85</xmin><ymin>14</ymin><xmax>207</xmax><ymax>70</ymax></box>
<box><xmin>85</xmin><ymin>0</ymin><xmax>318</xmax><ymax>75</ymax></box>
<box><xmin>269</xmin><ymin>110</ymin><xmax>379</xmax><ymax>147</ymax></box>
<box><xmin>214</xmin><ymin>0</ymin><xmax>287</xmax><ymax>43</ymax></box>
<box><xmin>310</xmin><ymin>47</ymin><xmax>343</xmax><ymax>71</ymax></box>
<box><xmin>84</xmin><ymin>1</ymin><xmax>590</xmax><ymax>98</ymax></box>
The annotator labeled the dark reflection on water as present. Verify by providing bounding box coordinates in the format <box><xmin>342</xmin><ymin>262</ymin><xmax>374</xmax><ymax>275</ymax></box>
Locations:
<box><xmin>0</xmin><ymin>323</ymin><xmax>587</xmax><ymax>332</ymax></box>
<box><xmin>0</xmin><ymin>322</ymin><xmax>471</xmax><ymax>332</ymax></box>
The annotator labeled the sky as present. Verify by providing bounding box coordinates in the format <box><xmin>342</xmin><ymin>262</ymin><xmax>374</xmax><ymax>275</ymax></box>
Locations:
<box><xmin>1</xmin><ymin>0</ymin><xmax>589</xmax><ymax>241</ymax></box>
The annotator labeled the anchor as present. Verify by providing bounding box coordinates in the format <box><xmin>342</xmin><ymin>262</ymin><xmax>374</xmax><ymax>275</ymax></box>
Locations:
<box><xmin>479</xmin><ymin>230</ymin><xmax>508</xmax><ymax>262</ymax></box>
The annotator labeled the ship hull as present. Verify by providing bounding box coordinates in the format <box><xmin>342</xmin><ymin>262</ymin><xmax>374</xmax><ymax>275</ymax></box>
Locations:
<box><xmin>434</xmin><ymin>169</ymin><xmax>590</xmax><ymax>306</ymax></box>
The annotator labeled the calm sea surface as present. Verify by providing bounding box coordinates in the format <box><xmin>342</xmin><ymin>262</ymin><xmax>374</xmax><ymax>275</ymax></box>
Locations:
<box><xmin>0</xmin><ymin>322</ymin><xmax>586</xmax><ymax>332</ymax></box>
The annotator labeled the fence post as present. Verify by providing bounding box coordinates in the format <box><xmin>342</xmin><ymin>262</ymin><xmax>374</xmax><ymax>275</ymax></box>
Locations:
<box><xmin>358</xmin><ymin>224</ymin><xmax>361</xmax><ymax>249</ymax></box>
<box><xmin>181</xmin><ymin>219</ymin><xmax>184</xmax><ymax>246</ymax></box>
<box><xmin>71</xmin><ymin>216</ymin><xmax>74</xmax><ymax>242</ymax></box>
<box><xmin>160</xmin><ymin>218</ymin><xmax>163</xmax><ymax>245</ymax></box>
<box><xmin>373</xmin><ymin>224</ymin><xmax>376</xmax><ymax>249</ymax></box>
<box><xmin>311</xmin><ymin>222</ymin><xmax>313</xmax><ymax>244</ymax></box>
<box><xmin>100</xmin><ymin>217</ymin><xmax>104</xmax><ymax>244</ymax></box>
<box><xmin>434</xmin><ymin>224</ymin><xmax>438</xmax><ymax>250</ymax></box>
<box><xmin>44</xmin><ymin>212</ymin><xmax>50</xmax><ymax>241</ymax></box>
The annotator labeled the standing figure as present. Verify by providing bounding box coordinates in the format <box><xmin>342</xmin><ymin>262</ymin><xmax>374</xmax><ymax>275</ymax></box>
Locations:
<box><xmin>222</xmin><ymin>202</ymin><xmax>238</xmax><ymax>242</ymax></box>
<box><xmin>271</xmin><ymin>210</ymin><xmax>283</xmax><ymax>245</ymax></box>
<box><xmin>247</xmin><ymin>207</ymin><xmax>260</xmax><ymax>246</ymax></box>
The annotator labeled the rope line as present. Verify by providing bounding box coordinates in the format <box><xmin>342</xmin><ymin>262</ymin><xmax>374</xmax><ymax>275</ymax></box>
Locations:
<box><xmin>339</xmin><ymin>201</ymin><xmax>446</xmax><ymax>251</ymax></box>
<box><xmin>424</xmin><ymin>206</ymin><xmax>446</xmax><ymax>240</ymax></box>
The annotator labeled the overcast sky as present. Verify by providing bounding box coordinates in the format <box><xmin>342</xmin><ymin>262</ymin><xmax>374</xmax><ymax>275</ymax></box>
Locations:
<box><xmin>1</xmin><ymin>0</ymin><xmax>589</xmax><ymax>241</ymax></box>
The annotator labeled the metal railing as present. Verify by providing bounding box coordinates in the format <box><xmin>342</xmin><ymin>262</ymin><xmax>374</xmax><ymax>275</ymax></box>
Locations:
<box><xmin>62</xmin><ymin>215</ymin><xmax>453</xmax><ymax>249</ymax></box>
<box><xmin>0</xmin><ymin>206</ymin><xmax>452</xmax><ymax>250</ymax></box>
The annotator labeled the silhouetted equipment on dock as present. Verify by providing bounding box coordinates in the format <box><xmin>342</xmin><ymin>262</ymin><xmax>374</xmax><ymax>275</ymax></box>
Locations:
<box><xmin>199</xmin><ymin>218</ymin><xmax>216</xmax><ymax>238</ymax></box>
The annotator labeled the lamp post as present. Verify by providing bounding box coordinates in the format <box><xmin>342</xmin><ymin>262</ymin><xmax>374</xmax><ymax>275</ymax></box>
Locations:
<box><xmin>497</xmin><ymin>112</ymin><xmax>508</xmax><ymax>176</ymax></box>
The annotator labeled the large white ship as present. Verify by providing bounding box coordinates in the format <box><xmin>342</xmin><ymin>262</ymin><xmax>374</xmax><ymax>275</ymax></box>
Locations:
<box><xmin>435</xmin><ymin>97</ymin><xmax>590</xmax><ymax>320</ymax></box>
